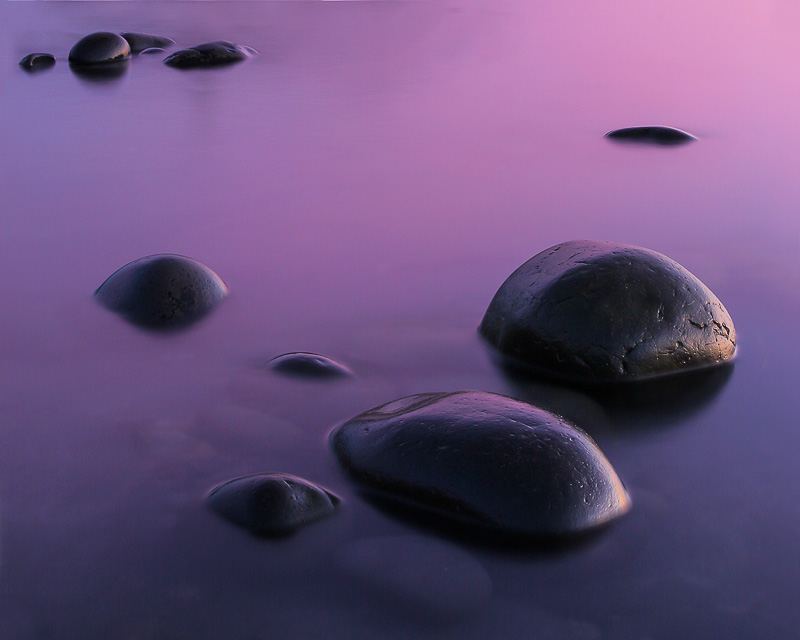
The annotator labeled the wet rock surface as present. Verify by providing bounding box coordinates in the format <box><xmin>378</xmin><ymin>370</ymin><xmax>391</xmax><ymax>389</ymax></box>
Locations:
<box><xmin>479</xmin><ymin>240</ymin><xmax>736</xmax><ymax>382</ymax></box>
<box><xmin>268</xmin><ymin>352</ymin><xmax>353</xmax><ymax>379</ymax></box>
<box><xmin>120</xmin><ymin>32</ymin><xmax>175</xmax><ymax>54</ymax></box>
<box><xmin>19</xmin><ymin>53</ymin><xmax>55</xmax><ymax>70</ymax></box>
<box><xmin>605</xmin><ymin>126</ymin><xmax>696</xmax><ymax>145</ymax></box>
<box><xmin>95</xmin><ymin>254</ymin><xmax>228</xmax><ymax>330</ymax></box>
<box><xmin>207</xmin><ymin>473</ymin><xmax>339</xmax><ymax>537</ymax></box>
<box><xmin>139</xmin><ymin>48</ymin><xmax>166</xmax><ymax>56</ymax></box>
<box><xmin>163</xmin><ymin>41</ymin><xmax>250</xmax><ymax>68</ymax></box>
<box><xmin>68</xmin><ymin>32</ymin><xmax>131</xmax><ymax>66</ymax></box>
<box><xmin>331</xmin><ymin>391</ymin><xmax>630</xmax><ymax>537</ymax></box>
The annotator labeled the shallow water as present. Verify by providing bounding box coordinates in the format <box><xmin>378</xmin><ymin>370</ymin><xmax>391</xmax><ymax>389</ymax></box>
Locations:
<box><xmin>2</xmin><ymin>1</ymin><xmax>799</xmax><ymax>637</ymax></box>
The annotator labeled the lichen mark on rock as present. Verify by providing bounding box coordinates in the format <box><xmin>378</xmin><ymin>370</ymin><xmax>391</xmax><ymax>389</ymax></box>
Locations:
<box><xmin>331</xmin><ymin>391</ymin><xmax>631</xmax><ymax>538</ymax></box>
<box><xmin>479</xmin><ymin>240</ymin><xmax>736</xmax><ymax>382</ymax></box>
<box><xmin>207</xmin><ymin>473</ymin><xmax>340</xmax><ymax>537</ymax></box>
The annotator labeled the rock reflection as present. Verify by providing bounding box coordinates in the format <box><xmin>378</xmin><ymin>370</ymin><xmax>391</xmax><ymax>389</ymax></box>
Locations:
<box><xmin>70</xmin><ymin>59</ymin><xmax>130</xmax><ymax>84</ymax></box>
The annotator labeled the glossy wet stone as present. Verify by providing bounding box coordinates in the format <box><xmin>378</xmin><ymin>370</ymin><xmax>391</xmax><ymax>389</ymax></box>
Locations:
<box><xmin>331</xmin><ymin>391</ymin><xmax>630</xmax><ymax>537</ymax></box>
<box><xmin>207</xmin><ymin>473</ymin><xmax>339</xmax><ymax>537</ymax></box>
<box><xmin>479</xmin><ymin>240</ymin><xmax>736</xmax><ymax>382</ymax></box>
<box><xmin>120</xmin><ymin>32</ymin><xmax>175</xmax><ymax>54</ymax></box>
<box><xmin>163</xmin><ymin>41</ymin><xmax>249</xmax><ymax>69</ymax></box>
<box><xmin>19</xmin><ymin>53</ymin><xmax>55</xmax><ymax>70</ymax></box>
<box><xmin>605</xmin><ymin>126</ymin><xmax>696</xmax><ymax>145</ymax></box>
<box><xmin>335</xmin><ymin>535</ymin><xmax>492</xmax><ymax>620</ymax></box>
<box><xmin>269</xmin><ymin>352</ymin><xmax>353</xmax><ymax>379</ymax></box>
<box><xmin>139</xmin><ymin>48</ymin><xmax>166</xmax><ymax>56</ymax></box>
<box><xmin>95</xmin><ymin>254</ymin><xmax>228</xmax><ymax>330</ymax></box>
<box><xmin>68</xmin><ymin>32</ymin><xmax>131</xmax><ymax>66</ymax></box>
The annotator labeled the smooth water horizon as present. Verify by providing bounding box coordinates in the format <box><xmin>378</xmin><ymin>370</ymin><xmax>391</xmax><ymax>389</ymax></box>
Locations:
<box><xmin>1</xmin><ymin>1</ymin><xmax>799</xmax><ymax>638</ymax></box>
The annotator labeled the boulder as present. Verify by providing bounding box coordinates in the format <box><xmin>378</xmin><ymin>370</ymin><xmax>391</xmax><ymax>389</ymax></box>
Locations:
<box><xmin>163</xmin><ymin>41</ymin><xmax>249</xmax><ymax>69</ymax></box>
<box><xmin>68</xmin><ymin>32</ymin><xmax>131</xmax><ymax>66</ymax></box>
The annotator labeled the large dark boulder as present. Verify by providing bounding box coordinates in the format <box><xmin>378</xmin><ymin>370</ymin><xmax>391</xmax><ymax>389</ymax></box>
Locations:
<box><xmin>68</xmin><ymin>32</ymin><xmax>131</xmax><ymax>66</ymax></box>
<box><xmin>207</xmin><ymin>473</ymin><xmax>339</xmax><ymax>537</ymax></box>
<box><xmin>120</xmin><ymin>32</ymin><xmax>175</xmax><ymax>54</ymax></box>
<box><xmin>163</xmin><ymin>41</ymin><xmax>249</xmax><ymax>69</ymax></box>
<box><xmin>605</xmin><ymin>126</ymin><xmax>696</xmax><ymax>145</ymax></box>
<box><xmin>330</xmin><ymin>391</ymin><xmax>630</xmax><ymax>537</ymax></box>
<box><xmin>95</xmin><ymin>254</ymin><xmax>228</xmax><ymax>330</ymax></box>
<box><xmin>479</xmin><ymin>240</ymin><xmax>736</xmax><ymax>382</ymax></box>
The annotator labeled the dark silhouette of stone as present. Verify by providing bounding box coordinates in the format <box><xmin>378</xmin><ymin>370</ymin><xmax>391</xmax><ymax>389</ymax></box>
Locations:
<box><xmin>479</xmin><ymin>240</ymin><xmax>736</xmax><ymax>383</ymax></box>
<box><xmin>68</xmin><ymin>32</ymin><xmax>131</xmax><ymax>66</ymax></box>
<box><xmin>605</xmin><ymin>126</ymin><xmax>696</xmax><ymax>145</ymax></box>
<box><xmin>163</xmin><ymin>41</ymin><xmax>250</xmax><ymax>69</ymax></box>
<box><xmin>269</xmin><ymin>352</ymin><xmax>353</xmax><ymax>379</ymax></box>
<box><xmin>95</xmin><ymin>254</ymin><xmax>228</xmax><ymax>330</ymax></box>
<box><xmin>331</xmin><ymin>391</ymin><xmax>630</xmax><ymax>537</ymax></box>
<box><xmin>207</xmin><ymin>473</ymin><xmax>339</xmax><ymax>537</ymax></box>
<box><xmin>120</xmin><ymin>32</ymin><xmax>175</xmax><ymax>54</ymax></box>
<box><xmin>19</xmin><ymin>53</ymin><xmax>55</xmax><ymax>70</ymax></box>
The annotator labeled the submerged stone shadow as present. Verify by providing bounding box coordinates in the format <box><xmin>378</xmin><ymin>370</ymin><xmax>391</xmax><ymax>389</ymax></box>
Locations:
<box><xmin>70</xmin><ymin>59</ymin><xmax>130</xmax><ymax>84</ymax></box>
<box><xmin>493</xmin><ymin>350</ymin><xmax>734</xmax><ymax>431</ymax></box>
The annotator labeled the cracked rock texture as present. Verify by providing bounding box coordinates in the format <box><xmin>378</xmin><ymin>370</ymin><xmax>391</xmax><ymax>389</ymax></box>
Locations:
<box><xmin>268</xmin><ymin>352</ymin><xmax>353</xmax><ymax>379</ymax></box>
<box><xmin>605</xmin><ymin>126</ymin><xmax>697</xmax><ymax>145</ymax></box>
<box><xmin>68</xmin><ymin>32</ymin><xmax>131</xmax><ymax>66</ymax></box>
<box><xmin>207</xmin><ymin>473</ymin><xmax>339</xmax><ymax>537</ymax></box>
<box><xmin>163</xmin><ymin>41</ymin><xmax>249</xmax><ymax>68</ymax></box>
<box><xmin>95</xmin><ymin>254</ymin><xmax>228</xmax><ymax>330</ymax></box>
<box><xmin>480</xmin><ymin>240</ymin><xmax>736</xmax><ymax>382</ymax></box>
<box><xmin>120</xmin><ymin>32</ymin><xmax>175</xmax><ymax>54</ymax></box>
<box><xmin>330</xmin><ymin>391</ymin><xmax>630</xmax><ymax>536</ymax></box>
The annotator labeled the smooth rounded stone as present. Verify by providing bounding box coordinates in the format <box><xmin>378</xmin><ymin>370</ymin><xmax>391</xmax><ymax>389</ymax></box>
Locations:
<box><xmin>335</xmin><ymin>535</ymin><xmax>492</xmax><ymax>619</ymax></box>
<box><xmin>268</xmin><ymin>352</ymin><xmax>353</xmax><ymax>379</ymax></box>
<box><xmin>95</xmin><ymin>254</ymin><xmax>228</xmax><ymax>330</ymax></box>
<box><xmin>605</xmin><ymin>126</ymin><xmax>697</xmax><ymax>145</ymax></box>
<box><xmin>331</xmin><ymin>391</ymin><xmax>630</xmax><ymax>537</ymax></box>
<box><xmin>120</xmin><ymin>32</ymin><xmax>175</xmax><ymax>54</ymax></box>
<box><xmin>479</xmin><ymin>240</ymin><xmax>736</xmax><ymax>382</ymax></box>
<box><xmin>19</xmin><ymin>53</ymin><xmax>55</xmax><ymax>69</ymax></box>
<box><xmin>163</xmin><ymin>41</ymin><xmax>250</xmax><ymax>69</ymax></box>
<box><xmin>68</xmin><ymin>32</ymin><xmax>131</xmax><ymax>66</ymax></box>
<box><xmin>139</xmin><ymin>48</ymin><xmax>166</xmax><ymax>56</ymax></box>
<box><xmin>207</xmin><ymin>473</ymin><xmax>339</xmax><ymax>537</ymax></box>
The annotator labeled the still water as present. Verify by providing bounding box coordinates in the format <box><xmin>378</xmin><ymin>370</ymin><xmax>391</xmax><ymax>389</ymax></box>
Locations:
<box><xmin>1</xmin><ymin>1</ymin><xmax>799</xmax><ymax>637</ymax></box>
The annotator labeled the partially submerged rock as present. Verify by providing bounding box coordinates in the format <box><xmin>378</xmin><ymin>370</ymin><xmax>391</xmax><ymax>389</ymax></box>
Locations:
<box><xmin>68</xmin><ymin>32</ymin><xmax>131</xmax><ymax>66</ymax></box>
<box><xmin>19</xmin><ymin>53</ymin><xmax>55</xmax><ymax>70</ymax></box>
<box><xmin>331</xmin><ymin>391</ymin><xmax>630</xmax><ymax>537</ymax></box>
<box><xmin>95</xmin><ymin>254</ymin><xmax>228</xmax><ymax>330</ymax></box>
<box><xmin>120</xmin><ymin>32</ymin><xmax>175</xmax><ymax>54</ymax></box>
<box><xmin>605</xmin><ymin>126</ymin><xmax>696</xmax><ymax>145</ymax></box>
<box><xmin>268</xmin><ymin>352</ymin><xmax>353</xmax><ymax>379</ymax></box>
<box><xmin>207</xmin><ymin>473</ymin><xmax>339</xmax><ymax>537</ymax></box>
<box><xmin>479</xmin><ymin>240</ymin><xmax>736</xmax><ymax>382</ymax></box>
<box><xmin>163</xmin><ymin>41</ymin><xmax>250</xmax><ymax>69</ymax></box>
<box><xmin>139</xmin><ymin>48</ymin><xmax>166</xmax><ymax>56</ymax></box>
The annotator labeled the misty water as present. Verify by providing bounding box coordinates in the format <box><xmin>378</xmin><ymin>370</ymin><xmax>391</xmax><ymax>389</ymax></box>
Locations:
<box><xmin>1</xmin><ymin>1</ymin><xmax>799</xmax><ymax>637</ymax></box>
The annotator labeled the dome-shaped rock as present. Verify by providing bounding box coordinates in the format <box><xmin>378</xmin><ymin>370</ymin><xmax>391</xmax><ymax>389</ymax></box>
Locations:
<box><xmin>605</xmin><ymin>126</ymin><xmax>696</xmax><ymax>145</ymax></box>
<box><xmin>207</xmin><ymin>473</ymin><xmax>339</xmax><ymax>537</ymax></box>
<box><xmin>479</xmin><ymin>240</ymin><xmax>735</xmax><ymax>382</ymax></box>
<box><xmin>330</xmin><ymin>391</ymin><xmax>630</xmax><ymax>537</ymax></box>
<box><xmin>268</xmin><ymin>352</ymin><xmax>353</xmax><ymax>379</ymax></box>
<box><xmin>68</xmin><ymin>32</ymin><xmax>131</xmax><ymax>66</ymax></box>
<box><xmin>139</xmin><ymin>48</ymin><xmax>166</xmax><ymax>56</ymax></box>
<box><xmin>120</xmin><ymin>32</ymin><xmax>175</xmax><ymax>54</ymax></box>
<box><xmin>95</xmin><ymin>254</ymin><xmax>228</xmax><ymax>330</ymax></box>
<box><xmin>19</xmin><ymin>53</ymin><xmax>55</xmax><ymax>70</ymax></box>
<box><xmin>163</xmin><ymin>41</ymin><xmax>250</xmax><ymax>69</ymax></box>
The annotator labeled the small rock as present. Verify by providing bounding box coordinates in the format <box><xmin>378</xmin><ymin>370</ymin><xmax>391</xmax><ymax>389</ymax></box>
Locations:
<box><xmin>331</xmin><ymin>391</ymin><xmax>630</xmax><ymax>537</ymax></box>
<box><xmin>605</xmin><ymin>126</ymin><xmax>696</xmax><ymax>145</ymax></box>
<box><xmin>138</xmin><ymin>48</ymin><xmax>166</xmax><ymax>56</ymax></box>
<box><xmin>19</xmin><ymin>53</ymin><xmax>55</xmax><ymax>70</ymax></box>
<box><xmin>268</xmin><ymin>352</ymin><xmax>353</xmax><ymax>379</ymax></box>
<box><xmin>479</xmin><ymin>240</ymin><xmax>735</xmax><ymax>382</ymax></box>
<box><xmin>95</xmin><ymin>254</ymin><xmax>228</xmax><ymax>330</ymax></box>
<box><xmin>207</xmin><ymin>473</ymin><xmax>339</xmax><ymax>536</ymax></box>
<box><xmin>68</xmin><ymin>32</ymin><xmax>131</xmax><ymax>66</ymax></box>
<box><xmin>120</xmin><ymin>32</ymin><xmax>175</xmax><ymax>54</ymax></box>
<box><xmin>163</xmin><ymin>41</ymin><xmax>250</xmax><ymax>69</ymax></box>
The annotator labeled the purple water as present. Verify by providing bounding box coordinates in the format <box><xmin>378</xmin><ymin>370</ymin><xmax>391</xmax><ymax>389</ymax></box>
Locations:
<box><xmin>1</xmin><ymin>1</ymin><xmax>799</xmax><ymax>637</ymax></box>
